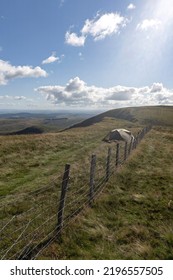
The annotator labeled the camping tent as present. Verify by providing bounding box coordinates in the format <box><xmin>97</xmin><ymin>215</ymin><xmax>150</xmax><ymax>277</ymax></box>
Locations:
<box><xmin>103</xmin><ymin>128</ymin><xmax>135</xmax><ymax>144</ymax></box>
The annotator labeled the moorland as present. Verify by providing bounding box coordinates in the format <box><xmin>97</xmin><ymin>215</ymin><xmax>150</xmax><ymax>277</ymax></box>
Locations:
<box><xmin>0</xmin><ymin>105</ymin><xmax>173</xmax><ymax>259</ymax></box>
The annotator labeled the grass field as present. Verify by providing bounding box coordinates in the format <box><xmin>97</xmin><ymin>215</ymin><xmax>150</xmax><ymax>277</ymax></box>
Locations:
<box><xmin>70</xmin><ymin>106</ymin><xmax>173</xmax><ymax>128</ymax></box>
<box><xmin>0</xmin><ymin>117</ymin><xmax>134</xmax><ymax>198</ymax></box>
<box><xmin>39</xmin><ymin>126</ymin><xmax>173</xmax><ymax>260</ymax></box>
<box><xmin>0</xmin><ymin>106</ymin><xmax>173</xmax><ymax>259</ymax></box>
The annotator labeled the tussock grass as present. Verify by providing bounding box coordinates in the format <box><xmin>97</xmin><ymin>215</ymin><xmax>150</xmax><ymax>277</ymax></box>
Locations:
<box><xmin>0</xmin><ymin>118</ymin><xmax>131</xmax><ymax>197</ymax></box>
<box><xmin>39</xmin><ymin>127</ymin><xmax>173</xmax><ymax>260</ymax></box>
<box><xmin>0</xmin><ymin>112</ymin><xmax>172</xmax><ymax>259</ymax></box>
<box><xmin>0</xmin><ymin>117</ymin><xmax>134</xmax><ymax>259</ymax></box>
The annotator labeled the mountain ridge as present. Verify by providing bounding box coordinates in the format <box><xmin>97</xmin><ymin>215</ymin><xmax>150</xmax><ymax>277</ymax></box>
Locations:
<box><xmin>67</xmin><ymin>105</ymin><xmax>173</xmax><ymax>129</ymax></box>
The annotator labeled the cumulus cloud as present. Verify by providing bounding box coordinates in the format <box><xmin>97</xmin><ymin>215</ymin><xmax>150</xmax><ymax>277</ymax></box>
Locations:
<box><xmin>35</xmin><ymin>77</ymin><xmax>173</xmax><ymax>108</ymax></box>
<box><xmin>81</xmin><ymin>13</ymin><xmax>127</xmax><ymax>41</ymax></box>
<box><xmin>65</xmin><ymin>32</ymin><xmax>86</xmax><ymax>47</ymax></box>
<box><xmin>0</xmin><ymin>60</ymin><xmax>47</xmax><ymax>85</ymax></box>
<box><xmin>106</xmin><ymin>87</ymin><xmax>136</xmax><ymax>101</ymax></box>
<box><xmin>127</xmin><ymin>3</ymin><xmax>136</xmax><ymax>10</ymax></box>
<box><xmin>150</xmin><ymin>82</ymin><xmax>163</xmax><ymax>93</ymax></box>
<box><xmin>65</xmin><ymin>12</ymin><xmax>128</xmax><ymax>46</ymax></box>
<box><xmin>42</xmin><ymin>52</ymin><xmax>59</xmax><ymax>64</ymax></box>
<box><xmin>137</xmin><ymin>19</ymin><xmax>162</xmax><ymax>31</ymax></box>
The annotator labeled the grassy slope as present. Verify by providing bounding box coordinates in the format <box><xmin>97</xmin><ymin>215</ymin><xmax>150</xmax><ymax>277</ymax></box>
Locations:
<box><xmin>0</xmin><ymin>117</ymin><xmax>135</xmax><ymax>259</ymax></box>
<box><xmin>69</xmin><ymin>106</ymin><xmax>173</xmax><ymax>128</ymax></box>
<box><xmin>0</xmin><ymin>118</ymin><xmax>133</xmax><ymax>198</ymax></box>
<box><xmin>40</xmin><ymin>126</ymin><xmax>173</xmax><ymax>260</ymax></box>
<box><xmin>0</xmin><ymin>106</ymin><xmax>173</xmax><ymax>259</ymax></box>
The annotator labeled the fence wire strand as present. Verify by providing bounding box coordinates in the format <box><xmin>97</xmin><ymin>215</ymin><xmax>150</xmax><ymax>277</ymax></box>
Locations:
<box><xmin>0</xmin><ymin>126</ymin><xmax>151</xmax><ymax>259</ymax></box>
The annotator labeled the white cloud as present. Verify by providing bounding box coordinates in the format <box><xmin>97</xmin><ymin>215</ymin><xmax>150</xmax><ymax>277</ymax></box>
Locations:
<box><xmin>137</xmin><ymin>19</ymin><xmax>162</xmax><ymax>31</ymax></box>
<box><xmin>0</xmin><ymin>95</ymin><xmax>30</xmax><ymax>101</ymax></box>
<box><xmin>150</xmin><ymin>82</ymin><xmax>163</xmax><ymax>93</ymax></box>
<box><xmin>65</xmin><ymin>32</ymin><xmax>86</xmax><ymax>47</ymax></box>
<box><xmin>42</xmin><ymin>52</ymin><xmax>59</xmax><ymax>64</ymax></box>
<box><xmin>65</xmin><ymin>12</ymin><xmax>128</xmax><ymax>46</ymax></box>
<box><xmin>127</xmin><ymin>3</ymin><xmax>136</xmax><ymax>10</ymax></box>
<box><xmin>35</xmin><ymin>77</ymin><xmax>173</xmax><ymax>108</ymax></box>
<box><xmin>14</xmin><ymin>96</ymin><xmax>27</xmax><ymax>100</ymax></box>
<box><xmin>0</xmin><ymin>60</ymin><xmax>47</xmax><ymax>85</ymax></box>
<box><xmin>81</xmin><ymin>13</ymin><xmax>127</xmax><ymax>41</ymax></box>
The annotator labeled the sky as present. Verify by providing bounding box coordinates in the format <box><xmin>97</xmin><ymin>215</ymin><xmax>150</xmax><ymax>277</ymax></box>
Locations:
<box><xmin>0</xmin><ymin>0</ymin><xmax>173</xmax><ymax>112</ymax></box>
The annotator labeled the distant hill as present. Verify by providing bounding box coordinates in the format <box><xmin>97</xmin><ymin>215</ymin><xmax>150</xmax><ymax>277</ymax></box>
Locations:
<box><xmin>0</xmin><ymin>111</ymin><xmax>94</xmax><ymax>134</ymax></box>
<box><xmin>6</xmin><ymin>126</ymin><xmax>44</xmax><ymax>135</ymax></box>
<box><xmin>67</xmin><ymin>106</ymin><xmax>173</xmax><ymax>129</ymax></box>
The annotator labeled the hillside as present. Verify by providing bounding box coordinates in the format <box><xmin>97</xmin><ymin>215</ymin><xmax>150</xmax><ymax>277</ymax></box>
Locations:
<box><xmin>0</xmin><ymin>105</ymin><xmax>173</xmax><ymax>260</ymax></box>
<box><xmin>40</xmin><ymin>126</ymin><xmax>173</xmax><ymax>260</ymax></box>
<box><xmin>6</xmin><ymin>126</ymin><xmax>44</xmax><ymax>135</ymax></box>
<box><xmin>68</xmin><ymin>106</ymin><xmax>173</xmax><ymax>129</ymax></box>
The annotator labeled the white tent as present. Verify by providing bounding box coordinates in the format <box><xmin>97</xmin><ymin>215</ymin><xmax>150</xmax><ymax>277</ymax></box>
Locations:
<box><xmin>103</xmin><ymin>128</ymin><xmax>135</xmax><ymax>144</ymax></box>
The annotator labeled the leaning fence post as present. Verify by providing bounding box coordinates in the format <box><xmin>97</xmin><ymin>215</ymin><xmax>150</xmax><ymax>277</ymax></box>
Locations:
<box><xmin>124</xmin><ymin>142</ymin><xmax>128</xmax><ymax>161</ymax></box>
<box><xmin>116</xmin><ymin>143</ymin><xmax>120</xmax><ymax>168</ymax></box>
<box><xmin>106</xmin><ymin>147</ymin><xmax>111</xmax><ymax>182</ymax></box>
<box><xmin>89</xmin><ymin>154</ymin><xmax>96</xmax><ymax>206</ymax></box>
<box><xmin>133</xmin><ymin>138</ymin><xmax>136</xmax><ymax>149</ymax></box>
<box><xmin>57</xmin><ymin>163</ymin><xmax>70</xmax><ymax>237</ymax></box>
<box><xmin>128</xmin><ymin>138</ymin><xmax>133</xmax><ymax>155</ymax></box>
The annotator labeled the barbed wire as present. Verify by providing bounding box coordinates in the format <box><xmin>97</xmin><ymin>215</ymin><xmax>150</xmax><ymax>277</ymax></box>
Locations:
<box><xmin>0</xmin><ymin>126</ymin><xmax>151</xmax><ymax>259</ymax></box>
<box><xmin>0</xmin><ymin>193</ymin><xmax>58</xmax><ymax>239</ymax></box>
<box><xmin>17</xmin><ymin>213</ymin><xmax>57</xmax><ymax>260</ymax></box>
<box><xmin>1</xmin><ymin>219</ymin><xmax>32</xmax><ymax>260</ymax></box>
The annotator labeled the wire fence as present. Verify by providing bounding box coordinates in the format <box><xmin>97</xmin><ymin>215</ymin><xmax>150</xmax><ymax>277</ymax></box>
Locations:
<box><xmin>0</xmin><ymin>126</ymin><xmax>151</xmax><ymax>260</ymax></box>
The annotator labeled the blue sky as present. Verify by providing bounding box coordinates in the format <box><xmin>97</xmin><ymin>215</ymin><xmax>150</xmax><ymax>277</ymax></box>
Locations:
<box><xmin>0</xmin><ymin>0</ymin><xmax>173</xmax><ymax>111</ymax></box>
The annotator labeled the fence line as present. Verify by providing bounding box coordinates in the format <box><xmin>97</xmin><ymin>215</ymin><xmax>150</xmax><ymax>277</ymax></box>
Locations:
<box><xmin>0</xmin><ymin>125</ymin><xmax>152</xmax><ymax>259</ymax></box>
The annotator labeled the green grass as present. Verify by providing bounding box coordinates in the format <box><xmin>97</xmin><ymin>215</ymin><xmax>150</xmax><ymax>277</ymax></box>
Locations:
<box><xmin>0</xmin><ymin>117</ymin><xmax>133</xmax><ymax>197</ymax></box>
<box><xmin>0</xmin><ymin>117</ymin><xmax>134</xmax><ymax>259</ymax></box>
<box><xmin>38</xmin><ymin>126</ymin><xmax>173</xmax><ymax>260</ymax></box>
<box><xmin>0</xmin><ymin>107</ymin><xmax>173</xmax><ymax>259</ymax></box>
<box><xmin>71</xmin><ymin>106</ymin><xmax>173</xmax><ymax>128</ymax></box>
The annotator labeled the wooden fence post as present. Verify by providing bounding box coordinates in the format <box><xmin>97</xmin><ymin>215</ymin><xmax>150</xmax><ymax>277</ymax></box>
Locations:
<box><xmin>106</xmin><ymin>147</ymin><xmax>111</xmax><ymax>182</ymax></box>
<box><xmin>136</xmin><ymin>135</ymin><xmax>139</xmax><ymax>147</ymax></box>
<box><xmin>124</xmin><ymin>142</ymin><xmax>128</xmax><ymax>161</ymax></box>
<box><xmin>128</xmin><ymin>138</ymin><xmax>133</xmax><ymax>155</ymax></box>
<box><xmin>57</xmin><ymin>164</ymin><xmax>70</xmax><ymax>236</ymax></box>
<box><xmin>89</xmin><ymin>154</ymin><xmax>96</xmax><ymax>206</ymax></box>
<box><xmin>133</xmin><ymin>138</ymin><xmax>136</xmax><ymax>149</ymax></box>
<box><xmin>116</xmin><ymin>143</ymin><xmax>120</xmax><ymax>168</ymax></box>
